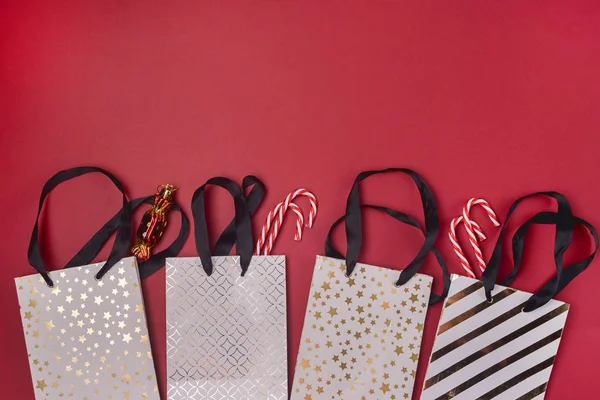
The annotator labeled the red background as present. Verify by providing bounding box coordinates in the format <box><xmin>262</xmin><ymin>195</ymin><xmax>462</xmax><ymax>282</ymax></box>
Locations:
<box><xmin>2</xmin><ymin>1</ymin><xmax>600</xmax><ymax>398</ymax></box>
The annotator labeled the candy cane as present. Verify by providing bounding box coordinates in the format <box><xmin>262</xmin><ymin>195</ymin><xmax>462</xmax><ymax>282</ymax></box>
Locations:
<box><xmin>261</xmin><ymin>203</ymin><xmax>306</xmax><ymax>255</ymax></box>
<box><xmin>461</xmin><ymin>198</ymin><xmax>501</xmax><ymax>273</ymax></box>
<box><xmin>256</xmin><ymin>189</ymin><xmax>318</xmax><ymax>255</ymax></box>
<box><xmin>280</xmin><ymin>189</ymin><xmax>318</xmax><ymax>228</ymax></box>
<box><xmin>449</xmin><ymin>216</ymin><xmax>485</xmax><ymax>279</ymax></box>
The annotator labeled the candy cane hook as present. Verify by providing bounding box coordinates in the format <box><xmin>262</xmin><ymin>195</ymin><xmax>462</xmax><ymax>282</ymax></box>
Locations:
<box><xmin>461</xmin><ymin>198</ymin><xmax>501</xmax><ymax>273</ymax></box>
<box><xmin>256</xmin><ymin>189</ymin><xmax>318</xmax><ymax>256</ymax></box>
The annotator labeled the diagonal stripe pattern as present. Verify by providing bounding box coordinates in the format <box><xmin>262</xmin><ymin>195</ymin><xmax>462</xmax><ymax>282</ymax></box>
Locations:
<box><xmin>421</xmin><ymin>275</ymin><xmax>570</xmax><ymax>400</ymax></box>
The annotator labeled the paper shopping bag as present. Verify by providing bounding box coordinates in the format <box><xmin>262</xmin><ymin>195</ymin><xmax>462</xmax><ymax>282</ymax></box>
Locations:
<box><xmin>166</xmin><ymin>176</ymin><xmax>288</xmax><ymax>400</ymax></box>
<box><xmin>15</xmin><ymin>167</ymin><xmax>161</xmax><ymax>400</ymax></box>
<box><xmin>291</xmin><ymin>168</ymin><xmax>450</xmax><ymax>400</ymax></box>
<box><xmin>421</xmin><ymin>192</ymin><xmax>598</xmax><ymax>400</ymax></box>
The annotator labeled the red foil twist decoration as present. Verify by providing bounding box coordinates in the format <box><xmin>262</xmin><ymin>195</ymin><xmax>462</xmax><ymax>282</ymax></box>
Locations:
<box><xmin>130</xmin><ymin>184</ymin><xmax>178</xmax><ymax>261</ymax></box>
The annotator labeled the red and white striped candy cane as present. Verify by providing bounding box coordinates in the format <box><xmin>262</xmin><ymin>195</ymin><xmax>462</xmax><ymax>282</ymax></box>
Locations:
<box><xmin>461</xmin><ymin>198</ymin><xmax>501</xmax><ymax>273</ymax></box>
<box><xmin>262</xmin><ymin>203</ymin><xmax>305</xmax><ymax>255</ymax></box>
<box><xmin>448</xmin><ymin>216</ymin><xmax>485</xmax><ymax>279</ymax></box>
<box><xmin>255</xmin><ymin>189</ymin><xmax>318</xmax><ymax>255</ymax></box>
<box><xmin>255</xmin><ymin>202</ymin><xmax>303</xmax><ymax>255</ymax></box>
<box><xmin>279</xmin><ymin>189</ymin><xmax>318</xmax><ymax>228</ymax></box>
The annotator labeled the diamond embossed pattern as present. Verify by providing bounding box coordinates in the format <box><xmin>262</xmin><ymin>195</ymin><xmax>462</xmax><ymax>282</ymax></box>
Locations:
<box><xmin>166</xmin><ymin>256</ymin><xmax>287</xmax><ymax>400</ymax></box>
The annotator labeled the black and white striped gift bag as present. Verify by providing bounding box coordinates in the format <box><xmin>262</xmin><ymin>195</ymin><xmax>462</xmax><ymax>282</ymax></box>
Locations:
<box><xmin>421</xmin><ymin>275</ymin><xmax>569</xmax><ymax>400</ymax></box>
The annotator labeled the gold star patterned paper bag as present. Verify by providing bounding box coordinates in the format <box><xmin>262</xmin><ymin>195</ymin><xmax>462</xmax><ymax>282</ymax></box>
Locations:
<box><xmin>15</xmin><ymin>257</ymin><xmax>159</xmax><ymax>400</ymax></box>
<box><xmin>291</xmin><ymin>168</ymin><xmax>452</xmax><ymax>399</ymax></box>
<box><xmin>15</xmin><ymin>167</ymin><xmax>162</xmax><ymax>400</ymax></box>
<box><xmin>291</xmin><ymin>256</ymin><xmax>432</xmax><ymax>400</ymax></box>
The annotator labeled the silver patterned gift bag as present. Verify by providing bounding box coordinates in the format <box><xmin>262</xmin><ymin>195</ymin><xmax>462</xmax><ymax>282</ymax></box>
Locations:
<box><xmin>166</xmin><ymin>177</ymin><xmax>288</xmax><ymax>400</ymax></box>
<box><xmin>291</xmin><ymin>168</ymin><xmax>450</xmax><ymax>400</ymax></box>
<box><xmin>421</xmin><ymin>192</ymin><xmax>598</xmax><ymax>400</ymax></box>
<box><xmin>15</xmin><ymin>167</ymin><xmax>161</xmax><ymax>400</ymax></box>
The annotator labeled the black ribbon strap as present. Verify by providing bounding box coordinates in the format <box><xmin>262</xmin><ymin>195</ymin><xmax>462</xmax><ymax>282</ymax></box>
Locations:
<box><xmin>344</xmin><ymin>168</ymin><xmax>439</xmax><ymax>287</ymax></box>
<box><xmin>504</xmin><ymin>211</ymin><xmax>598</xmax><ymax>311</ymax></box>
<box><xmin>66</xmin><ymin>196</ymin><xmax>190</xmax><ymax>279</ymax></box>
<box><xmin>213</xmin><ymin>175</ymin><xmax>265</xmax><ymax>255</ymax></box>
<box><xmin>325</xmin><ymin>204</ymin><xmax>450</xmax><ymax>304</ymax></box>
<box><xmin>483</xmin><ymin>192</ymin><xmax>574</xmax><ymax>309</ymax></box>
<box><xmin>27</xmin><ymin>166</ymin><xmax>131</xmax><ymax>287</ymax></box>
<box><xmin>191</xmin><ymin>177</ymin><xmax>253</xmax><ymax>276</ymax></box>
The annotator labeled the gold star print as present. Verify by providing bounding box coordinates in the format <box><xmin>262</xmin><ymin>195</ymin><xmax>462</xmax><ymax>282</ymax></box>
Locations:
<box><xmin>409</xmin><ymin>293</ymin><xmax>419</xmax><ymax>303</ymax></box>
<box><xmin>416</xmin><ymin>323</ymin><xmax>424</xmax><ymax>332</ymax></box>
<box><xmin>313</xmin><ymin>292</ymin><xmax>321</xmax><ymax>300</ymax></box>
<box><xmin>28</xmin><ymin>299</ymin><xmax>38</xmax><ymax>308</ymax></box>
<box><xmin>327</xmin><ymin>307</ymin><xmax>338</xmax><ymax>317</ymax></box>
<box><xmin>36</xmin><ymin>379</ymin><xmax>48</xmax><ymax>391</ymax></box>
<box><xmin>410</xmin><ymin>353</ymin><xmax>419</xmax><ymax>362</ymax></box>
<box><xmin>45</xmin><ymin>320</ymin><xmax>55</xmax><ymax>331</ymax></box>
<box><xmin>382</xmin><ymin>302</ymin><xmax>390</xmax><ymax>310</ymax></box>
<box><xmin>380</xmin><ymin>383</ymin><xmax>391</xmax><ymax>394</ymax></box>
<box><xmin>394</xmin><ymin>346</ymin><xmax>404</xmax><ymax>356</ymax></box>
<box><xmin>300</xmin><ymin>358</ymin><xmax>311</xmax><ymax>370</ymax></box>
<box><xmin>24</xmin><ymin>311</ymin><xmax>33</xmax><ymax>320</ymax></box>
<box><xmin>321</xmin><ymin>282</ymin><xmax>331</xmax><ymax>291</ymax></box>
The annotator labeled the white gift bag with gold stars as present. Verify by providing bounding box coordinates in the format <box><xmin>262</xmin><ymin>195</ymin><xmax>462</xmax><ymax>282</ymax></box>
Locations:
<box><xmin>16</xmin><ymin>257</ymin><xmax>159</xmax><ymax>400</ymax></box>
<box><xmin>15</xmin><ymin>167</ymin><xmax>162</xmax><ymax>400</ymax></box>
<box><xmin>291</xmin><ymin>169</ymin><xmax>450</xmax><ymax>400</ymax></box>
<box><xmin>292</xmin><ymin>256</ymin><xmax>433</xmax><ymax>400</ymax></box>
<box><xmin>166</xmin><ymin>177</ymin><xmax>288</xmax><ymax>400</ymax></box>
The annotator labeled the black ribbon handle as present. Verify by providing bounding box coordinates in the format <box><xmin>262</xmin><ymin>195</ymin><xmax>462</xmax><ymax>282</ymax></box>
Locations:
<box><xmin>66</xmin><ymin>196</ymin><xmax>190</xmax><ymax>279</ymax></box>
<box><xmin>27</xmin><ymin>166</ymin><xmax>131</xmax><ymax>287</ymax></box>
<box><xmin>213</xmin><ymin>175</ymin><xmax>265</xmax><ymax>255</ymax></box>
<box><xmin>325</xmin><ymin>204</ymin><xmax>450</xmax><ymax>304</ymax></box>
<box><xmin>344</xmin><ymin>168</ymin><xmax>439</xmax><ymax>287</ymax></box>
<box><xmin>483</xmin><ymin>192</ymin><xmax>574</xmax><ymax>311</ymax></box>
<box><xmin>191</xmin><ymin>177</ymin><xmax>253</xmax><ymax>276</ymax></box>
<box><xmin>504</xmin><ymin>211</ymin><xmax>598</xmax><ymax>311</ymax></box>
